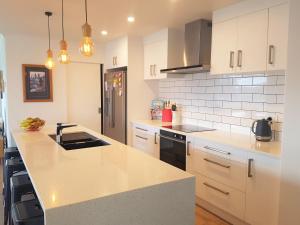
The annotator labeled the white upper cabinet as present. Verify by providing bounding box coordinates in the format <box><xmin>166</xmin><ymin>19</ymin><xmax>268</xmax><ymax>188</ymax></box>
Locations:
<box><xmin>144</xmin><ymin>29</ymin><xmax>184</xmax><ymax>80</ymax></box>
<box><xmin>210</xmin><ymin>19</ymin><xmax>237</xmax><ymax>75</ymax></box>
<box><xmin>267</xmin><ymin>3</ymin><xmax>289</xmax><ymax>71</ymax></box>
<box><xmin>105</xmin><ymin>37</ymin><xmax>128</xmax><ymax>69</ymax></box>
<box><xmin>236</xmin><ymin>9</ymin><xmax>268</xmax><ymax>73</ymax></box>
<box><xmin>211</xmin><ymin>2</ymin><xmax>289</xmax><ymax>75</ymax></box>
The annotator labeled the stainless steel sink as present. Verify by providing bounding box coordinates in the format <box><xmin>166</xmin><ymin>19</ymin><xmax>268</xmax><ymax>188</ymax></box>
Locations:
<box><xmin>49</xmin><ymin>132</ymin><xmax>110</xmax><ymax>150</ymax></box>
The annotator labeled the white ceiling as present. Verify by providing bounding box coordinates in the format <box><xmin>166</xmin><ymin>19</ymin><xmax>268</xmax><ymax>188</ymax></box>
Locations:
<box><xmin>0</xmin><ymin>0</ymin><xmax>240</xmax><ymax>42</ymax></box>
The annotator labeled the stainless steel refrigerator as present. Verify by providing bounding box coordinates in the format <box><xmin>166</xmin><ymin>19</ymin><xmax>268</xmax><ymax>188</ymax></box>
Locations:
<box><xmin>102</xmin><ymin>67</ymin><xmax>127</xmax><ymax>144</ymax></box>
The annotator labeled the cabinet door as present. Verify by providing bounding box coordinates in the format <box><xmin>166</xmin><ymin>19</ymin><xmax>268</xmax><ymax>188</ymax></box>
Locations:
<box><xmin>210</xmin><ymin>19</ymin><xmax>238</xmax><ymax>75</ymax></box>
<box><xmin>267</xmin><ymin>3</ymin><xmax>289</xmax><ymax>71</ymax></box>
<box><xmin>236</xmin><ymin>9</ymin><xmax>268</xmax><ymax>73</ymax></box>
<box><xmin>144</xmin><ymin>40</ymin><xmax>167</xmax><ymax>80</ymax></box>
<box><xmin>245</xmin><ymin>154</ymin><xmax>281</xmax><ymax>225</ymax></box>
<box><xmin>105</xmin><ymin>37</ymin><xmax>128</xmax><ymax>70</ymax></box>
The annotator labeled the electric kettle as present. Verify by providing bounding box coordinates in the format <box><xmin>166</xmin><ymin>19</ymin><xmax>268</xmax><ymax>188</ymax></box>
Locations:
<box><xmin>251</xmin><ymin>117</ymin><xmax>273</xmax><ymax>142</ymax></box>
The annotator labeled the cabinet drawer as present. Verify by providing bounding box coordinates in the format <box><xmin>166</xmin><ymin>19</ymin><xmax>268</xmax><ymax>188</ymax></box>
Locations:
<box><xmin>196</xmin><ymin>173</ymin><xmax>245</xmax><ymax>220</ymax></box>
<box><xmin>192</xmin><ymin>149</ymin><xmax>247</xmax><ymax>191</ymax></box>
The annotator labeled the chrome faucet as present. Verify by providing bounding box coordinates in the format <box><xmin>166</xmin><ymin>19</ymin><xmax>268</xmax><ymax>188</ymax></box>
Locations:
<box><xmin>56</xmin><ymin>123</ymin><xmax>77</xmax><ymax>144</ymax></box>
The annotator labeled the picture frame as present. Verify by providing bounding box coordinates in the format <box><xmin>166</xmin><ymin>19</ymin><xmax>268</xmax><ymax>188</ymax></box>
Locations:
<box><xmin>22</xmin><ymin>64</ymin><xmax>53</xmax><ymax>102</ymax></box>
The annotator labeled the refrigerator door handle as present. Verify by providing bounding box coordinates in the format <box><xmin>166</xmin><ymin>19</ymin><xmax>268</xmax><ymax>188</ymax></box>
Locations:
<box><xmin>112</xmin><ymin>87</ymin><xmax>116</xmax><ymax>128</ymax></box>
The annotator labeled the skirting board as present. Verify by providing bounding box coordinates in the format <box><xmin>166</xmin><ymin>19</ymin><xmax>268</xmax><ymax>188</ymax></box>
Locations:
<box><xmin>196</xmin><ymin>197</ymin><xmax>249</xmax><ymax>225</ymax></box>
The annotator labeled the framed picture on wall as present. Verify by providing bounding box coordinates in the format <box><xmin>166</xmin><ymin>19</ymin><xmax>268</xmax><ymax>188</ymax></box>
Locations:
<box><xmin>22</xmin><ymin>64</ymin><xmax>53</xmax><ymax>102</ymax></box>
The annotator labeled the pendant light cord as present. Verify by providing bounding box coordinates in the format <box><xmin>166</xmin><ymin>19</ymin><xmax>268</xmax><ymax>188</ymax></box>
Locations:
<box><xmin>47</xmin><ymin>14</ymin><xmax>51</xmax><ymax>49</ymax></box>
<box><xmin>62</xmin><ymin>0</ymin><xmax>65</xmax><ymax>40</ymax></box>
<box><xmin>85</xmin><ymin>0</ymin><xmax>88</xmax><ymax>23</ymax></box>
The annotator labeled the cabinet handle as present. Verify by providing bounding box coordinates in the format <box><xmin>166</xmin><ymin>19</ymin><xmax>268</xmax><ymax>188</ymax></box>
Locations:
<box><xmin>268</xmin><ymin>45</ymin><xmax>275</xmax><ymax>65</ymax></box>
<box><xmin>187</xmin><ymin>141</ymin><xmax>191</xmax><ymax>156</ymax></box>
<box><xmin>150</xmin><ymin>65</ymin><xmax>153</xmax><ymax>76</ymax></box>
<box><xmin>203</xmin><ymin>182</ymin><xmax>230</xmax><ymax>196</ymax></box>
<box><xmin>115</xmin><ymin>56</ymin><xmax>118</xmax><ymax>66</ymax></box>
<box><xmin>113</xmin><ymin>57</ymin><xmax>116</xmax><ymax>66</ymax></box>
<box><xmin>136</xmin><ymin>127</ymin><xmax>148</xmax><ymax>132</ymax></box>
<box><xmin>248</xmin><ymin>158</ymin><xmax>254</xmax><ymax>178</ymax></box>
<box><xmin>153</xmin><ymin>64</ymin><xmax>156</xmax><ymax>76</ymax></box>
<box><xmin>203</xmin><ymin>158</ymin><xmax>231</xmax><ymax>169</ymax></box>
<box><xmin>237</xmin><ymin>50</ymin><xmax>243</xmax><ymax>67</ymax></box>
<box><xmin>136</xmin><ymin>135</ymin><xmax>148</xmax><ymax>141</ymax></box>
<box><xmin>154</xmin><ymin>132</ymin><xmax>158</xmax><ymax>144</ymax></box>
<box><xmin>203</xmin><ymin>146</ymin><xmax>231</xmax><ymax>155</ymax></box>
<box><xmin>229</xmin><ymin>51</ymin><xmax>235</xmax><ymax>68</ymax></box>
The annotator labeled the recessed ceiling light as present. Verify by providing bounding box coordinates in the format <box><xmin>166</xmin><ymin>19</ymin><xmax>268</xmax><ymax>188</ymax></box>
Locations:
<box><xmin>101</xmin><ymin>30</ymin><xmax>108</xmax><ymax>36</ymax></box>
<box><xmin>127</xmin><ymin>16</ymin><xmax>135</xmax><ymax>23</ymax></box>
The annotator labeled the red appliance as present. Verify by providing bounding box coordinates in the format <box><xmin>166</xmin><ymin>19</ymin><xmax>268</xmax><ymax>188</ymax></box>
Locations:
<box><xmin>162</xmin><ymin>109</ymin><xmax>172</xmax><ymax>122</ymax></box>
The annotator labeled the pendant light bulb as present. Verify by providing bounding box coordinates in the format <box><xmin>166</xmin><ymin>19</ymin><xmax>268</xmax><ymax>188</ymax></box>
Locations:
<box><xmin>58</xmin><ymin>40</ymin><xmax>70</xmax><ymax>64</ymax></box>
<box><xmin>79</xmin><ymin>0</ymin><xmax>94</xmax><ymax>57</ymax></box>
<box><xmin>79</xmin><ymin>23</ymin><xmax>94</xmax><ymax>57</ymax></box>
<box><xmin>58</xmin><ymin>0</ymin><xmax>70</xmax><ymax>64</ymax></box>
<box><xmin>45</xmin><ymin>11</ymin><xmax>55</xmax><ymax>70</ymax></box>
<box><xmin>45</xmin><ymin>49</ymin><xmax>55</xmax><ymax>70</ymax></box>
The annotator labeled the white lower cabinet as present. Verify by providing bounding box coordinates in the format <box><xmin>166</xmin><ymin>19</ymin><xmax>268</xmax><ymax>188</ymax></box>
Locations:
<box><xmin>245</xmin><ymin>153</ymin><xmax>281</xmax><ymax>225</ymax></box>
<box><xmin>132</xmin><ymin>124</ymin><xmax>159</xmax><ymax>158</ymax></box>
<box><xmin>187</xmin><ymin>135</ymin><xmax>281</xmax><ymax>225</ymax></box>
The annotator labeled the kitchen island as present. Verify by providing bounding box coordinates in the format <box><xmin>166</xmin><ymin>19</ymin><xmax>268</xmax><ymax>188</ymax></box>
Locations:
<box><xmin>12</xmin><ymin>125</ymin><xmax>195</xmax><ymax>225</ymax></box>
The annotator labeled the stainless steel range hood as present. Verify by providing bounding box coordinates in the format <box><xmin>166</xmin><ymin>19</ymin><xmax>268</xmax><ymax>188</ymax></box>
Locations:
<box><xmin>161</xmin><ymin>19</ymin><xmax>212</xmax><ymax>74</ymax></box>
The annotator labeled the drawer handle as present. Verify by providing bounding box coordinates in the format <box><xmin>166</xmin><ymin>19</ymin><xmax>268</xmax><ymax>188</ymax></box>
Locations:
<box><xmin>187</xmin><ymin>141</ymin><xmax>191</xmax><ymax>156</ymax></box>
<box><xmin>203</xmin><ymin>146</ymin><xmax>231</xmax><ymax>155</ymax></box>
<box><xmin>203</xmin><ymin>182</ymin><xmax>230</xmax><ymax>196</ymax></box>
<box><xmin>248</xmin><ymin>158</ymin><xmax>254</xmax><ymax>178</ymax></box>
<box><xmin>136</xmin><ymin>135</ymin><xmax>148</xmax><ymax>141</ymax></box>
<box><xmin>203</xmin><ymin>158</ymin><xmax>231</xmax><ymax>169</ymax></box>
<box><xmin>136</xmin><ymin>127</ymin><xmax>148</xmax><ymax>132</ymax></box>
<box><xmin>154</xmin><ymin>132</ymin><xmax>158</xmax><ymax>144</ymax></box>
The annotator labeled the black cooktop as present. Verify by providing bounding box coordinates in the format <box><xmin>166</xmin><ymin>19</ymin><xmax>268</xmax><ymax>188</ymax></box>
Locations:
<box><xmin>162</xmin><ymin>125</ymin><xmax>215</xmax><ymax>133</ymax></box>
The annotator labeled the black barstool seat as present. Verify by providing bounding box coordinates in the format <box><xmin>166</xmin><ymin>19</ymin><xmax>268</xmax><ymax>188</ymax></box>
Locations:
<box><xmin>4</xmin><ymin>157</ymin><xmax>26</xmax><ymax>225</ymax></box>
<box><xmin>4</xmin><ymin>147</ymin><xmax>20</xmax><ymax>160</ymax></box>
<box><xmin>11</xmin><ymin>199</ymin><xmax>44</xmax><ymax>225</ymax></box>
<box><xmin>11</xmin><ymin>173</ymin><xmax>34</xmax><ymax>204</ymax></box>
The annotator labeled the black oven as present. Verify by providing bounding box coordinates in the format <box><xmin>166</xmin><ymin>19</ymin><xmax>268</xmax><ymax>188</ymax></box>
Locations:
<box><xmin>160</xmin><ymin>130</ymin><xmax>186</xmax><ymax>171</ymax></box>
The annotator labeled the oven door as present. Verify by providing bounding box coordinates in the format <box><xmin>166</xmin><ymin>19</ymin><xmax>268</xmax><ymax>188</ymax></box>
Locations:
<box><xmin>160</xmin><ymin>131</ymin><xmax>186</xmax><ymax>171</ymax></box>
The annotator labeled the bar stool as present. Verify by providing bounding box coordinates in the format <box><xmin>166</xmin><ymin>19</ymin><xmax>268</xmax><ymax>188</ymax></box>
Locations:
<box><xmin>4</xmin><ymin>147</ymin><xmax>20</xmax><ymax>161</ymax></box>
<box><xmin>11</xmin><ymin>199</ymin><xmax>44</xmax><ymax>225</ymax></box>
<box><xmin>4</xmin><ymin>157</ymin><xmax>26</xmax><ymax>225</ymax></box>
<box><xmin>3</xmin><ymin>148</ymin><xmax>20</xmax><ymax>192</ymax></box>
<box><xmin>11</xmin><ymin>172</ymin><xmax>35</xmax><ymax>205</ymax></box>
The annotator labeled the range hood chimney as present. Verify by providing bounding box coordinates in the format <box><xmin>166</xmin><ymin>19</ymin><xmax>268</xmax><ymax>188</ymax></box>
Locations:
<box><xmin>161</xmin><ymin>19</ymin><xmax>212</xmax><ymax>74</ymax></box>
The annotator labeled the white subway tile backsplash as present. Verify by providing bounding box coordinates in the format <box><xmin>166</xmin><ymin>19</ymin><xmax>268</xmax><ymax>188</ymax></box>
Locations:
<box><xmin>242</xmin><ymin>102</ymin><xmax>264</xmax><ymax>111</ymax></box>
<box><xmin>223</xmin><ymin>101</ymin><xmax>242</xmax><ymax>110</ymax></box>
<box><xmin>253</xmin><ymin>94</ymin><xmax>277</xmax><ymax>103</ymax></box>
<box><xmin>233</xmin><ymin>77</ymin><xmax>253</xmax><ymax>86</ymax></box>
<box><xmin>222</xmin><ymin>116</ymin><xmax>241</xmax><ymax>126</ymax></box>
<box><xmin>159</xmin><ymin>72</ymin><xmax>285</xmax><ymax>139</ymax></box>
<box><xmin>242</xmin><ymin>86</ymin><xmax>264</xmax><ymax>94</ymax></box>
<box><xmin>264</xmin><ymin>103</ymin><xmax>285</xmax><ymax>113</ymax></box>
<box><xmin>264</xmin><ymin>86</ymin><xmax>285</xmax><ymax>95</ymax></box>
<box><xmin>232</xmin><ymin>94</ymin><xmax>253</xmax><ymax>102</ymax></box>
<box><xmin>214</xmin><ymin>94</ymin><xmax>231</xmax><ymax>101</ymax></box>
<box><xmin>223</xmin><ymin>86</ymin><xmax>242</xmax><ymax>94</ymax></box>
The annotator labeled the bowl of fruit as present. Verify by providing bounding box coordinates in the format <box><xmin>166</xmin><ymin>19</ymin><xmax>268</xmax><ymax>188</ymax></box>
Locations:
<box><xmin>20</xmin><ymin>117</ymin><xmax>46</xmax><ymax>131</ymax></box>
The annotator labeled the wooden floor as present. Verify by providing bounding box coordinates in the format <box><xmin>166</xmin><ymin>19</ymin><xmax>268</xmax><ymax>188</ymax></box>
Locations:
<box><xmin>0</xmin><ymin>164</ymin><xmax>229</xmax><ymax>225</ymax></box>
<box><xmin>196</xmin><ymin>206</ymin><xmax>230</xmax><ymax>225</ymax></box>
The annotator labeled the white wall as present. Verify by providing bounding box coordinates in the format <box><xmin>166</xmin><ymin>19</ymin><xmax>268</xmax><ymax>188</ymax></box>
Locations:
<box><xmin>3</xmin><ymin>33</ymin><xmax>104</xmax><ymax>146</ymax></box>
<box><xmin>279</xmin><ymin>0</ymin><xmax>300</xmax><ymax>224</ymax></box>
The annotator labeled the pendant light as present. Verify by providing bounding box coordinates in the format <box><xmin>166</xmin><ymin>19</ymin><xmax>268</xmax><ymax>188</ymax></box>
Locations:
<box><xmin>58</xmin><ymin>0</ymin><xmax>70</xmax><ymax>64</ymax></box>
<box><xmin>79</xmin><ymin>0</ymin><xmax>94</xmax><ymax>57</ymax></box>
<box><xmin>45</xmin><ymin>11</ymin><xmax>55</xmax><ymax>70</ymax></box>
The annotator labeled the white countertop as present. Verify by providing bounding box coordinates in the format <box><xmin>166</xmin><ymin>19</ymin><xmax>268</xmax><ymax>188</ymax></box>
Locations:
<box><xmin>12</xmin><ymin>125</ymin><xmax>193</xmax><ymax>211</ymax></box>
<box><xmin>132</xmin><ymin>120</ymin><xmax>282</xmax><ymax>158</ymax></box>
